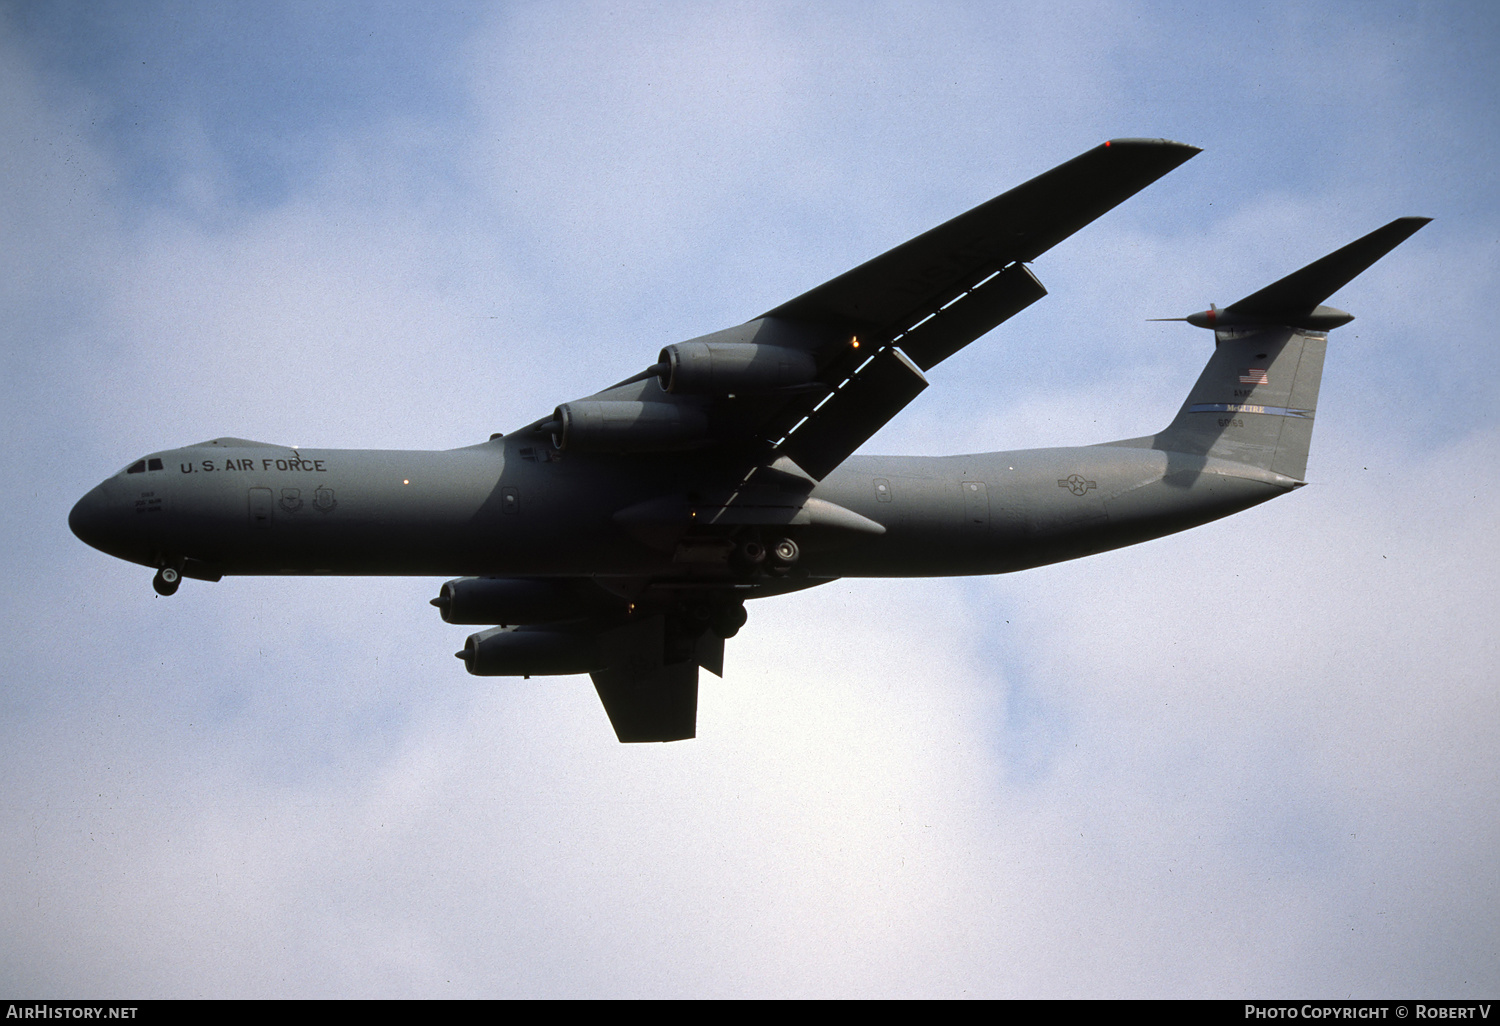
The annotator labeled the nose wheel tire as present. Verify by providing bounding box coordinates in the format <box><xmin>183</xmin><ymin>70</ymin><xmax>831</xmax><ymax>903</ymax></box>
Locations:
<box><xmin>153</xmin><ymin>567</ymin><xmax>181</xmax><ymax>597</ymax></box>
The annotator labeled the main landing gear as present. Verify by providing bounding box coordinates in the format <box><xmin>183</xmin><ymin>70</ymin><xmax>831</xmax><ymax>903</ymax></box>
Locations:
<box><xmin>770</xmin><ymin>537</ymin><xmax>799</xmax><ymax>568</ymax></box>
<box><xmin>731</xmin><ymin>532</ymin><xmax>800</xmax><ymax>578</ymax></box>
<box><xmin>678</xmin><ymin>597</ymin><xmax>749</xmax><ymax>640</ymax></box>
<box><xmin>664</xmin><ymin>596</ymin><xmax>748</xmax><ymax>664</ymax></box>
<box><xmin>152</xmin><ymin>566</ymin><xmax>181</xmax><ymax>597</ymax></box>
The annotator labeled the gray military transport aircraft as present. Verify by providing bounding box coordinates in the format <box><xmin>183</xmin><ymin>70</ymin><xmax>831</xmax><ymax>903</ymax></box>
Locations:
<box><xmin>69</xmin><ymin>139</ymin><xmax>1429</xmax><ymax>742</ymax></box>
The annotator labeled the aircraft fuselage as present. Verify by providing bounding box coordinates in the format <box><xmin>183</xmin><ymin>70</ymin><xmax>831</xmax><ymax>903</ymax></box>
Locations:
<box><xmin>69</xmin><ymin>436</ymin><xmax>1295</xmax><ymax>584</ymax></box>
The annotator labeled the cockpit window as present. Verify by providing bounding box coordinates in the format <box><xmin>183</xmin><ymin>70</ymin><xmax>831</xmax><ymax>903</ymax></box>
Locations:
<box><xmin>148</xmin><ymin>458</ymin><xmax>163</xmax><ymax>471</ymax></box>
<box><xmin>127</xmin><ymin>460</ymin><xmax>146</xmax><ymax>474</ymax></box>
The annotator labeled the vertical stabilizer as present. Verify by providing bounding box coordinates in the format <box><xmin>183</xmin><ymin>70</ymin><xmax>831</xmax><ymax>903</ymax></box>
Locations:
<box><xmin>1154</xmin><ymin>327</ymin><xmax>1326</xmax><ymax>480</ymax></box>
<box><xmin>1151</xmin><ymin>217</ymin><xmax>1428</xmax><ymax>479</ymax></box>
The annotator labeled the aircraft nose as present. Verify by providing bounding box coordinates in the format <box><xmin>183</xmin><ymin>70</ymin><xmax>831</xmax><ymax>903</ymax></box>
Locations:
<box><xmin>69</xmin><ymin>482</ymin><xmax>119</xmax><ymax>554</ymax></box>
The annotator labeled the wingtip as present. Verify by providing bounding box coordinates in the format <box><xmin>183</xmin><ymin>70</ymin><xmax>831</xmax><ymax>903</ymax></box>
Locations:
<box><xmin>1103</xmin><ymin>137</ymin><xmax>1202</xmax><ymax>156</ymax></box>
<box><xmin>1351</xmin><ymin>216</ymin><xmax>1434</xmax><ymax>255</ymax></box>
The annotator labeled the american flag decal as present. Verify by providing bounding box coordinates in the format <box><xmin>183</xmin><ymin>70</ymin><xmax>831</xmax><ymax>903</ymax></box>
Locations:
<box><xmin>1239</xmin><ymin>367</ymin><xmax>1269</xmax><ymax>385</ymax></box>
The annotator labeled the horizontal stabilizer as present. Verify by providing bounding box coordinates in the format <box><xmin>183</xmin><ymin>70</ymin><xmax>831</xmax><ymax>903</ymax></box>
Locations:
<box><xmin>1227</xmin><ymin>217</ymin><xmax>1431</xmax><ymax>319</ymax></box>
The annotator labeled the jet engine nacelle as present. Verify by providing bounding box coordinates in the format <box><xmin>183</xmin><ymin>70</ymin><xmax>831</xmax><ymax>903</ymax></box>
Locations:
<box><xmin>431</xmin><ymin>577</ymin><xmax>623</xmax><ymax>625</ymax></box>
<box><xmin>457</xmin><ymin>625</ymin><xmax>602</xmax><ymax>677</ymax></box>
<box><xmin>657</xmin><ymin>341</ymin><xmax>818</xmax><ymax>395</ymax></box>
<box><xmin>550</xmin><ymin>400</ymin><xmax>709</xmax><ymax>451</ymax></box>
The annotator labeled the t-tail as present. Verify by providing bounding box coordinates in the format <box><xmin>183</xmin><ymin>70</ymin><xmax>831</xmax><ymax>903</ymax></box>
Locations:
<box><xmin>1151</xmin><ymin>217</ymin><xmax>1429</xmax><ymax>481</ymax></box>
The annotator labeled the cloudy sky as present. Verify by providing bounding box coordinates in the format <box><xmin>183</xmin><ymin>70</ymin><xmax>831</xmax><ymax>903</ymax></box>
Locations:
<box><xmin>2</xmin><ymin>0</ymin><xmax>1496</xmax><ymax>998</ymax></box>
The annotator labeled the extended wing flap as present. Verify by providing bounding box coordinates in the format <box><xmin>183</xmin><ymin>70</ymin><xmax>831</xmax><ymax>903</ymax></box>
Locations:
<box><xmin>779</xmin><ymin>346</ymin><xmax>929</xmax><ymax>480</ymax></box>
<box><xmin>895</xmin><ymin>262</ymin><xmax>1048</xmax><ymax>370</ymax></box>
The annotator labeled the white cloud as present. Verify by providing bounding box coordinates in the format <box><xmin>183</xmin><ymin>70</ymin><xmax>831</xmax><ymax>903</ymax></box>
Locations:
<box><xmin>2</xmin><ymin>1</ymin><xmax>1496</xmax><ymax>999</ymax></box>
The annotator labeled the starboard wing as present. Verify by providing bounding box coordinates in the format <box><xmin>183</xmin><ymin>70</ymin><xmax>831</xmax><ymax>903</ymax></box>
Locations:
<box><xmin>763</xmin><ymin>138</ymin><xmax>1201</xmax><ymax>370</ymax></box>
<box><xmin>522</xmin><ymin>139</ymin><xmax>1199</xmax><ymax>478</ymax></box>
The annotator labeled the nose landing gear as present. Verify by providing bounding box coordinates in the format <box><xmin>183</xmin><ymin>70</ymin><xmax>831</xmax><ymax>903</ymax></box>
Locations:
<box><xmin>153</xmin><ymin>566</ymin><xmax>181</xmax><ymax>597</ymax></box>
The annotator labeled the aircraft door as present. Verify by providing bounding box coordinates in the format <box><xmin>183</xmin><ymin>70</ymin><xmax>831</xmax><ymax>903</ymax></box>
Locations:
<box><xmin>248</xmin><ymin>487</ymin><xmax>273</xmax><ymax>528</ymax></box>
<box><xmin>963</xmin><ymin>480</ymin><xmax>989</xmax><ymax>528</ymax></box>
